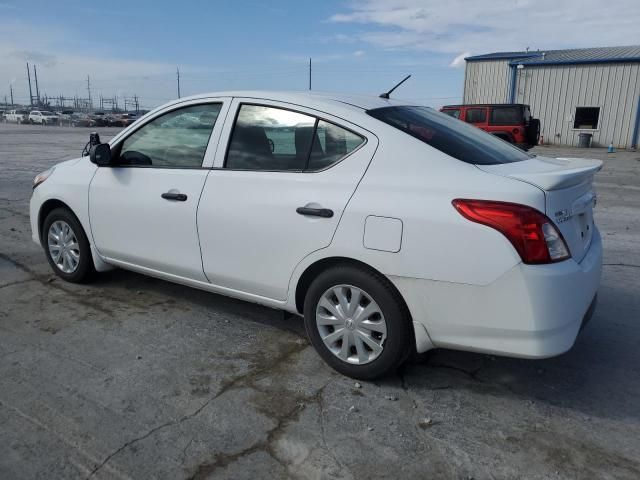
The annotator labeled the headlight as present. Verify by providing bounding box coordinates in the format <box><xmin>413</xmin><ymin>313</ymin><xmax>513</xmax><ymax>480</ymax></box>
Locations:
<box><xmin>33</xmin><ymin>167</ymin><xmax>55</xmax><ymax>190</ymax></box>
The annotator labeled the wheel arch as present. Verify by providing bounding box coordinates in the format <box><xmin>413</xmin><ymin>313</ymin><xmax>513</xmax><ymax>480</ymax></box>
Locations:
<box><xmin>37</xmin><ymin>199</ymin><xmax>113</xmax><ymax>273</ymax></box>
<box><xmin>294</xmin><ymin>256</ymin><xmax>409</xmax><ymax>318</ymax></box>
<box><xmin>294</xmin><ymin>255</ymin><xmax>435</xmax><ymax>354</ymax></box>
<box><xmin>38</xmin><ymin>198</ymin><xmax>75</xmax><ymax>244</ymax></box>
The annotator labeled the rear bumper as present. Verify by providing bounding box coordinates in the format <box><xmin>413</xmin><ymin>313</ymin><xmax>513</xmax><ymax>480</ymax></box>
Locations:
<box><xmin>391</xmin><ymin>227</ymin><xmax>602</xmax><ymax>357</ymax></box>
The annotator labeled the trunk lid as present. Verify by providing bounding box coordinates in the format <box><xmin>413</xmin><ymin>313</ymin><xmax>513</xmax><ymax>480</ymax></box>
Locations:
<box><xmin>477</xmin><ymin>156</ymin><xmax>602</xmax><ymax>262</ymax></box>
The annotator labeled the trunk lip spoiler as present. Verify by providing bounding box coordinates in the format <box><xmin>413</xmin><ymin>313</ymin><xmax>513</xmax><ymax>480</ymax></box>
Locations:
<box><xmin>475</xmin><ymin>156</ymin><xmax>603</xmax><ymax>191</ymax></box>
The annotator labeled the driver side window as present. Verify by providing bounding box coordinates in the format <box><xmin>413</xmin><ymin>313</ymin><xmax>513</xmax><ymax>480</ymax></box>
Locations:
<box><xmin>118</xmin><ymin>103</ymin><xmax>222</xmax><ymax>168</ymax></box>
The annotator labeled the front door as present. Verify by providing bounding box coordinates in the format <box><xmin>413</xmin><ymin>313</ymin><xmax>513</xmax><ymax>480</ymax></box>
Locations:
<box><xmin>197</xmin><ymin>99</ymin><xmax>377</xmax><ymax>300</ymax></box>
<box><xmin>89</xmin><ymin>101</ymin><xmax>226</xmax><ymax>281</ymax></box>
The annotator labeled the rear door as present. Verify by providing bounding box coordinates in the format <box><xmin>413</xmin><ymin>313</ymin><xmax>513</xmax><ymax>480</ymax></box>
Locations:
<box><xmin>197</xmin><ymin>98</ymin><xmax>377</xmax><ymax>300</ymax></box>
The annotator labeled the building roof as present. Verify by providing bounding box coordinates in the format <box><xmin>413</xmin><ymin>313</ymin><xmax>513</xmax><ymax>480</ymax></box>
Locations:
<box><xmin>466</xmin><ymin>45</ymin><xmax>640</xmax><ymax>66</ymax></box>
<box><xmin>465</xmin><ymin>51</ymin><xmax>539</xmax><ymax>61</ymax></box>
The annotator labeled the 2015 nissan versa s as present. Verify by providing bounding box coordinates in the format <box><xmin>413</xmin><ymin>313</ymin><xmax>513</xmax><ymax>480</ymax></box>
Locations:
<box><xmin>30</xmin><ymin>91</ymin><xmax>602</xmax><ymax>379</ymax></box>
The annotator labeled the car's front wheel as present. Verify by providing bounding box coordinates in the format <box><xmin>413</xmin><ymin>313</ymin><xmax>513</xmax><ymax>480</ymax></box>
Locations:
<box><xmin>42</xmin><ymin>208</ymin><xmax>95</xmax><ymax>283</ymax></box>
<box><xmin>303</xmin><ymin>265</ymin><xmax>412</xmax><ymax>379</ymax></box>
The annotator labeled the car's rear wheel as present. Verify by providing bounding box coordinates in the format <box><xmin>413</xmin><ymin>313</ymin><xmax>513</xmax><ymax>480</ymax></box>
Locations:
<box><xmin>303</xmin><ymin>265</ymin><xmax>412</xmax><ymax>379</ymax></box>
<box><xmin>42</xmin><ymin>208</ymin><xmax>95</xmax><ymax>283</ymax></box>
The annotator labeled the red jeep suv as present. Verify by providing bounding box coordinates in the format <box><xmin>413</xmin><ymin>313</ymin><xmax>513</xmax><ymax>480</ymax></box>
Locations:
<box><xmin>440</xmin><ymin>104</ymin><xmax>540</xmax><ymax>150</ymax></box>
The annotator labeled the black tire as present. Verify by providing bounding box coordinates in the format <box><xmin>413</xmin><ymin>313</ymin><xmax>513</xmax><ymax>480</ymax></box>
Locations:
<box><xmin>527</xmin><ymin>118</ymin><xmax>541</xmax><ymax>146</ymax></box>
<box><xmin>303</xmin><ymin>265</ymin><xmax>412</xmax><ymax>380</ymax></box>
<box><xmin>42</xmin><ymin>207</ymin><xmax>95</xmax><ymax>283</ymax></box>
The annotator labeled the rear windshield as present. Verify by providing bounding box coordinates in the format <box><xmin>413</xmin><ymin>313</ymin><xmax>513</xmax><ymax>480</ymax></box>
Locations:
<box><xmin>367</xmin><ymin>106</ymin><xmax>532</xmax><ymax>165</ymax></box>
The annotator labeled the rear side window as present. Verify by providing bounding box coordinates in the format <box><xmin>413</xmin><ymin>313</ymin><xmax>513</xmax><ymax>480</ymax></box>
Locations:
<box><xmin>226</xmin><ymin>104</ymin><xmax>364</xmax><ymax>171</ymax></box>
<box><xmin>307</xmin><ymin>120</ymin><xmax>364</xmax><ymax>171</ymax></box>
<box><xmin>465</xmin><ymin>108</ymin><xmax>486</xmax><ymax>124</ymax></box>
<box><xmin>442</xmin><ymin>109</ymin><xmax>461</xmax><ymax>119</ymax></box>
<box><xmin>490</xmin><ymin>106</ymin><xmax>523</xmax><ymax>125</ymax></box>
<box><xmin>367</xmin><ymin>106</ymin><xmax>532</xmax><ymax>165</ymax></box>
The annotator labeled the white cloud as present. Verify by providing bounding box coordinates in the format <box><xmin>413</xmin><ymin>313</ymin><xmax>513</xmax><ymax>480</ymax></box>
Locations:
<box><xmin>353</xmin><ymin>50</ymin><xmax>366</xmax><ymax>57</ymax></box>
<box><xmin>449</xmin><ymin>52</ymin><xmax>470</xmax><ymax>68</ymax></box>
<box><xmin>330</xmin><ymin>0</ymin><xmax>640</xmax><ymax>57</ymax></box>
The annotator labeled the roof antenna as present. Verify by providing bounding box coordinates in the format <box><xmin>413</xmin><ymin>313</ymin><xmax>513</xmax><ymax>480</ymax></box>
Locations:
<box><xmin>379</xmin><ymin>74</ymin><xmax>411</xmax><ymax>99</ymax></box>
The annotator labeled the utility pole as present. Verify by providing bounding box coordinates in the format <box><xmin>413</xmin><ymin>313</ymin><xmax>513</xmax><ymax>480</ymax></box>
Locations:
<box><xmin>308</xmin><ymin>58</ymin><xmax>312</xmax><ymax>90</ymax></box>
<box><xmin>86</xmin><ymin>75</ymin><xmax>92</xmax><ymax>111</ymax></box>
<box><xmin>34</xmin><ymin>65</ymin><xmax>40</xmax><ymax>105</ymax></box>
<box><xmin>26</xmin><ymin>62</ymin><xmax>33</xmax><ymax>106</ymax></box>
<box><xmin>176</xmin><ymin>66</ymin><xmax>181</xmax><ymax>98</ymax></box>
<box><xmin>10</xmin><ymin>84</ymin><xmax>14</xmax><ymax>105</ymax></box>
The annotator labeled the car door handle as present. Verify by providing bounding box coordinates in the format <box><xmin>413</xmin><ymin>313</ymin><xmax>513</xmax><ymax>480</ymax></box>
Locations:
<box><xmin>161</xmin><ymin>192</ymin><xmax>187</xmax><ymax>201</ymax></box>
<box><xmin>296</xmin><ymin>207</ymin><xmax>334</xmax><ymax>218</ymax></box>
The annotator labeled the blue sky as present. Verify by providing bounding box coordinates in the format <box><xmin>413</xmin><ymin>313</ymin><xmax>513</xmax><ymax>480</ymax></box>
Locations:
<box><xmin>1</xmin><ymin>0</ymin><xmax>639</xmax><ymax>109</ymax></box>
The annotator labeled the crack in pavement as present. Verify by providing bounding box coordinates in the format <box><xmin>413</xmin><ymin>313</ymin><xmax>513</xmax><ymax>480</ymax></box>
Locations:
<box><xmin>186</xmin><ymin>382</ymin><xmax>337</xmax><ymax>480</ymax></box>
<box><xmin>603</xmin><ymin>263</ymin><xmax>640</xmax><ymax>268</ymax></box>
<box><xmin>0</xmin><ymin>251</ymin><xmax>114</xmax><ymax>317</ymax></box>
<box><xmin>315</xmin><ymin>380</ymin><xmax>347</xmax><ymax>474</ymax></box>
<box><xmin>181</xmin><ymin>438</ymin><xmax>194</xmax><ymax>466</ymax></box>
<box><xmin>86</xmin><ymin>340</ymin><xmax>310</xmax><ymax>480</ymax></box>
<box><xmin>428</xmin><ymin>362</ymin><xmax>484</xmax><ymax>380</ymax></box>
<box><xmin>0</xmin><ymin>399</ymin><xmax>127</xmax><ymax>480</ymax></box>
<box><xmin>0</xmin><ymin>279</ymin><xmax>33</xmax><ymax>290</ymax></box>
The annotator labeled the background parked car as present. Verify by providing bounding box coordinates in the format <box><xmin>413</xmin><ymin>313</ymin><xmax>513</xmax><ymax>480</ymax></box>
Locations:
<box><xmin>89</xmin><ymin>112</ymin><xmax>109</xmax><ymax>127</ymax></box>
<box><xmin>440</xmin><ymin>103</ymin><xmax>540</xmax><ymax>150</ymax></box>
<box><xmin>29</xmin><ymin>110</ymin><xmax>59</xmax><ymax>125</ymax></box>
<box><xmin>105</xmin><ymin>114</ymin><xmax>124</xmax><ymax>127</ymax></box>
<box><xmin>6</xmin><ymin>109</ymin><xmax>30</xmax><ymax>124</ymax></box>
<box><xmin>70</xmin><ymin>114</ymin><xmax>95</xmax><ymax>128</ymax></box>
<box><xmin>119</xmin><ymin>113</ymin><xmax>139</xmax><ymax>127</ymax></box>
<box><xmin>56</xmin><ymin>110</ymin><xmax>75</xmax><ymax>126</ymax></box>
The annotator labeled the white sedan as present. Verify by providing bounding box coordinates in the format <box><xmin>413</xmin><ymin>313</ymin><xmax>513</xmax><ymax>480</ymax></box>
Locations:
<box><xmin>29</xmin><ymin>91</ymin><xmax>602</xmax><ymax>379</ymax></box>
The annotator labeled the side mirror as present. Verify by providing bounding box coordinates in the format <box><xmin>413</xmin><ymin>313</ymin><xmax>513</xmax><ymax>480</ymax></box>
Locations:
<box><xmin>90</xmin><ymin>143</ymin><xmax>112</xmax><ymax>166</ymax></box>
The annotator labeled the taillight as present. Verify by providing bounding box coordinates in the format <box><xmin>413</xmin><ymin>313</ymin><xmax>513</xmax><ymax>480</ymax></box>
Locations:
<box><xmin>452</xmin><ymin>199</ymin><xmax>570</xmax><ymax>264</ymax></box>
<box><xmin>513</xmin><ymin>128</ymin><xmax>520</xmax><ymax>135</ymax></box>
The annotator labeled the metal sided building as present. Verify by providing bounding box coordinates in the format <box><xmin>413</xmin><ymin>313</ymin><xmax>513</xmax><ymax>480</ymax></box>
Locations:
<box><xmin>463</xmin><ymin>46</ymin><xmax>640</xmax><ymax>149</ymax></box>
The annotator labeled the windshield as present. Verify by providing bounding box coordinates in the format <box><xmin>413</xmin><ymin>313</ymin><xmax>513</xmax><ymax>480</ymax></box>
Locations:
<box><xmin>367</xmin><ymin>106</ymin><xmax>532</xmax><ymax>165</ymax></box>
